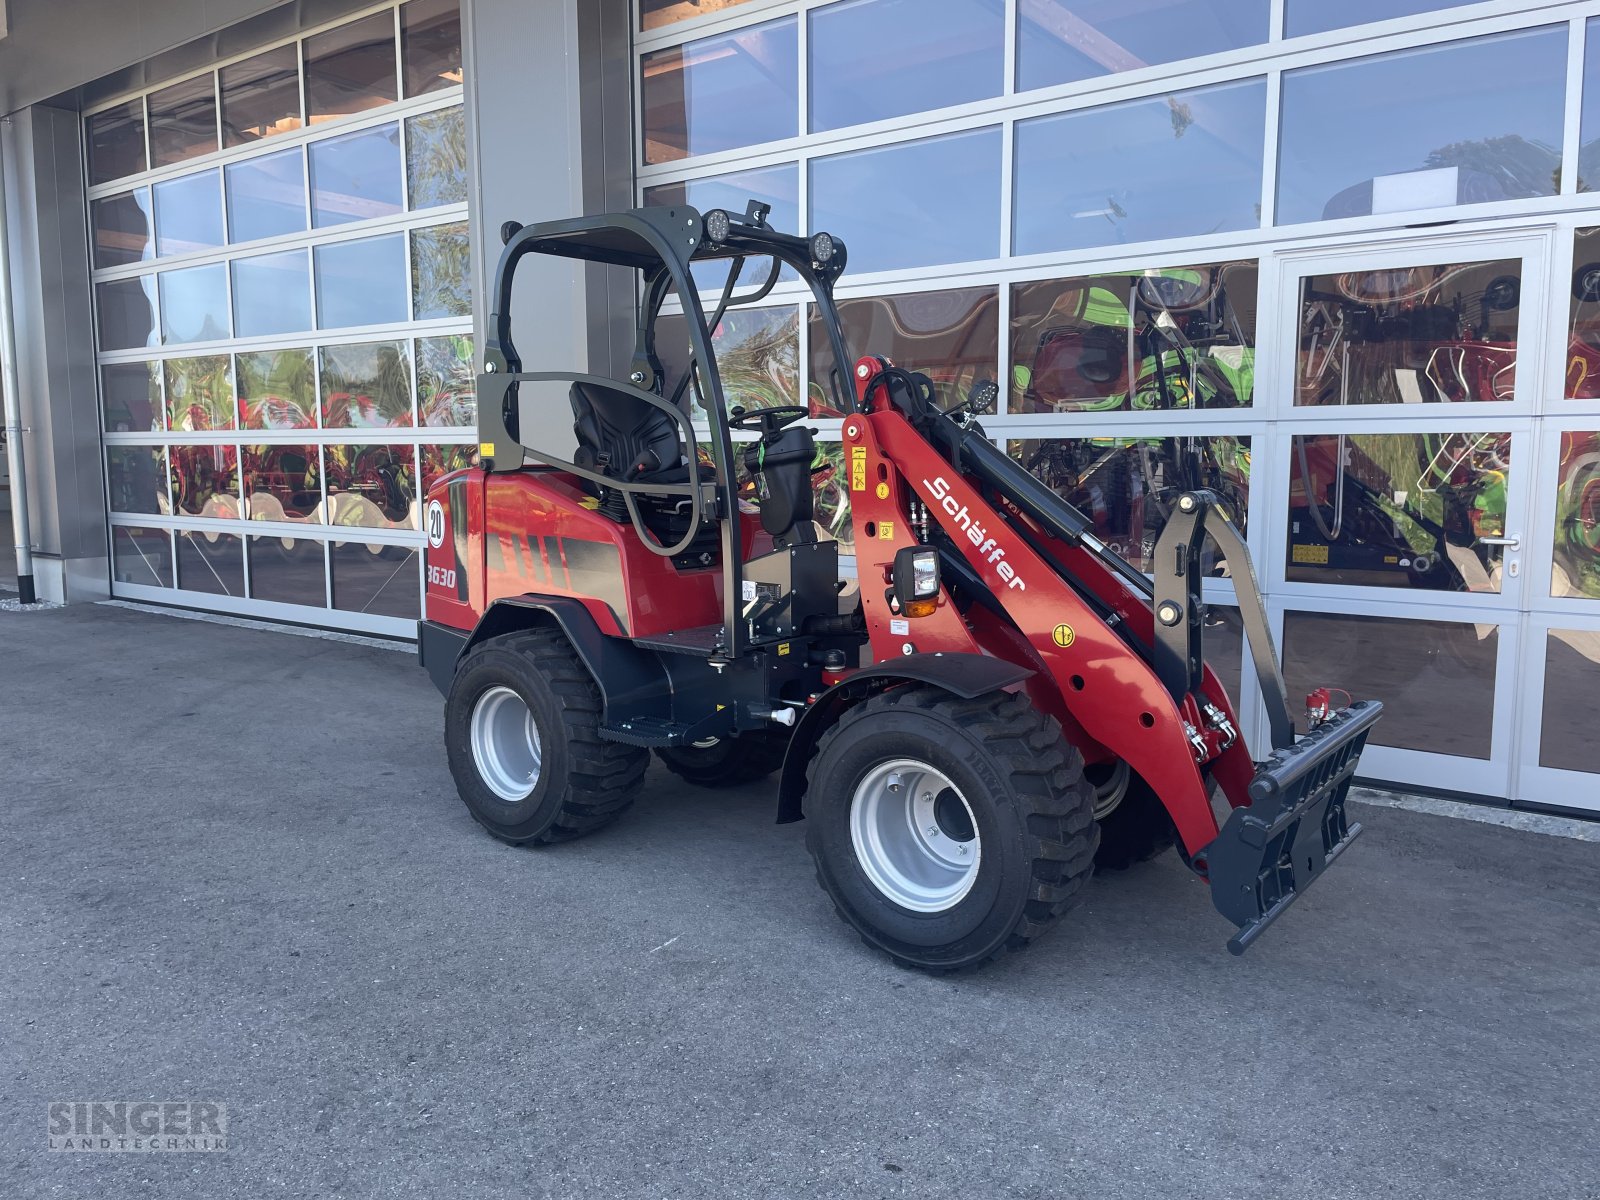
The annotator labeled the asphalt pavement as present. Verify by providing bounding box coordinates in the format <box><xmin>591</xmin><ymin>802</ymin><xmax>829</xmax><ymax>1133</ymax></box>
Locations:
<box><xmin>2</xmin><ymin>601</ymin><xmax>1598</xmax><ymax>1199</ymax></box>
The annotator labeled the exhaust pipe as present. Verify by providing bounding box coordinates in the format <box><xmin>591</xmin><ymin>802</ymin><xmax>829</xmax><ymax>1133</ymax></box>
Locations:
<box><xmin>0</xmin><ymin>117</ymin><xmax>37</xmax><ymax>604</ymax></box>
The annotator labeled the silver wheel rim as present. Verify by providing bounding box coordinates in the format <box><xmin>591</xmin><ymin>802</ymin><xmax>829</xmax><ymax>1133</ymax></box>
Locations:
<box><xmin>849</xmin><ymin>758</ymin><xmax>980</xmax><ymax>913</ymax></box>
<box><xmin>1089</xmin><ymin>760</ymin><xmax>1131</xmax><ymax>820</ymax></box>
<box><xmin>470</xmin><ymin>685</ymin><xmax>543</xmax><ymax>802</ymax></box>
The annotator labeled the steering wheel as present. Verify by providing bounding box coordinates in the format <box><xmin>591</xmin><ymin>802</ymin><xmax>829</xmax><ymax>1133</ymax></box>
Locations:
<box><xmin>729</xmin><ymin>404</ymin><xmax>809</xmax><ymax>436</ymax></box>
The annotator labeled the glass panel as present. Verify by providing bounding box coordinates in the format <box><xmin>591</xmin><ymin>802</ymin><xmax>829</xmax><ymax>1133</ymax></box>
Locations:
<box><xmin>96</xmin><ymin>277</ymin><xmax>158</xmax><ymax>351</ymax></box>
<box><xmin>248</xmin><ymin>536</ymin><xmax>327</xmax><ymax>605</ymax></box>
<box><xmin>810</xmin><ymin>0</ymin><xmax>1002</xmax><ymax>132</ymax></box>
<box><xmin>1011</xmin><ymin>261</ymin><xmax>1256</xmax><ymax>414</ymax></box>
<box><xmin>159</xmin><ymin>264</ymin><xmax>230</xmax><ymax>345</ymax></box>
<box><xmin>1568</xmin><ymin>229</ymin><xmax>1600</xmax><ymax>397</ymax></box>
<box><xmin>220</xmin><ymin>45</ymin><xmax>302</xmax><ymax>147</ymax></box>
<box><xmin>176</xmin><ymin>530</ymin><xmax>245</xmax><ymax>596</ymax></box>
<box><xmin>641</xmin><ymin>0</ymin><xmax>758</xmax><ymax>30</ymax></box>
<box><xmin>1277</xmin><ymin>29</ymin><xmax>1566</xmax><ymax>226</ymax></box>
<box><xmin>807</xmin><ymin>287</ymin><xmax>997</xmax><ymax>416</ymax></box>
<box><xmin>92</xmin><ymin>189</ymin><xmax>153</xmax><ymax>268</ymax></box>
<box><xmin>641</xmin><ymin>17</ymin><xmax>798</xmax><ymax>164</ymax></box>
<box><xmin>811</xmin><ymin>442</ymin><xmax>853</xmax><ymax>551</ymax></box>
<box><xmin>1541</xmin><ymin>630</ymin><xmax>1600</xmax><ymax>772</ymax></box>
<box><xmin>102</xmin><ymin>362</ymin><xmax>162</xmax><ymax>433</ymax></box>
<box><xmin>1014</xmin><ymin>79</ymin><xmax>1265</xmax><ymax>255</ymax></box>
<box><xmin>87</xmin><ymin>100</ymin><xmax>147</xmax><ymax>186</ymax></box>
<box><xmin>331</xmin><ymin>543</ymin><xmax>420</xmax><ymax>618</ymax></box>
<box><xmin>232</xmin><ymin>249</ymin><xmax>312</xmax><ymax>338</ymax></box>
<box><xmin>411</xmin><ymin>222</ymin><xmax>471</xmax><ymax>319</ymax></box>
<box><xmin>1203</xmin><ymin>605</ymin><xmax>1243</xmax><ymax>708</ymax></box>
<box><xmin>165</xmin><ymin>356</ymin><xmax>235</xmax><ymax>432</ymax></box>
<box><xmin>244</xmin><ymin>443</ymin><xmax>323</xmax><ymax>524</ymax></box>
<box><xmin>406</xmin><ymin>107</ymin><xmax>468</xmax><ymax>209</ymax></box>
<box><xmin>1018</xmin><ymin>0</ymin><xmax>1268</xmax><ymax>92</ymax></box>
<box><xmin>402</xmin><ymin>0</ymin><xmax>463</xmax><ymax>96</ymax></box>
<box><xmin>1296</xmin><ymin>259</ymin><xmax>1520</xmax><ymax>407</ymax></box>
<box><xmin>1284</xmin><ymin>612</ymin><xmax>1497</xmax><ymax>759</ymax></box>
<box><xmin>310</xmin><ymin>123</ymin><xmax>403</xmax><ymax>227</ymax></box>
<box><xmin>1010</xmin><ymin>435</ymin><xmax>1249</xmax><ymax>576</ymax></box>
<box><xmin>417</xmin><ymin>334</ymin><xmax>477</xmax><ymax>427</ymax></box>
<box><xmin>170</xmin><ymin>444</ymin><xmax>240</xmax><ymax>519</ymax></box>
<box><xmin>238</xmin><ymin>348</ymin><xmax>318</xmax><ymax>430</ymax></box>
<box><xmin>314</xmin><ymin>234</ymin><xmax>408</xmax><ymax>328</ymax></box>
<box><xmin>1582</xmin><ymin>22</ymin><xmax>1600</xmax><ymax>193</ymax></box>
<box><xmin>320</xmin><ymin>340</ymin><xmax>413</xmax><ymax>428</ymax></box>
<box><xmin>421</xmin><ymin>444</ymin><xmax>478</xmax><ymax>495</ymax></box>
<box><xmin>643</xmin><ymin>162</ymin><xmax>799</xmax><ymax>287</ymax></box>
<box><xmin>226</xmin><ymin>149</ymin><xmax>307</xmax><ymax>243</ymax></box>
<box><xmin>304</xmin><ymin>10</ymin><xmax>399</xmax><ymax>123</ymax></box>
<box><xmin>112</xmin><ymin>527</ymin><xmax>173</xmax><ymax>587</ymax></box>
<box><xmin>147</xmin><ymin>74</ymin><xmax>218</xmax><ymax>168</ymax></box>
<box><xmin>1287</xmin><ymin>1</ymin><xmax>1469</xmax><ymax>38</ymax></box>
<box><xmin>811</xmin><ymin>128</ymin><xmax>1001</xmax><ymax>274</ymax></box>
<box><xmin>1287</xmin><ymin>431</ymin><xmax>1513</xmax><ymax>593</ymax></box>
<box><xmin>153</xmin><ymin>170</ymin><xmax>224</xmax><ymax>257</ymax></box>
<box><xmin>106</xmin><ymin>446</ymin><xmax>168</xmax><ymax>514</ymax></box>
<box><xmin>656</xmin><ymin>306</ymin><xmax>800</xmax><ymax>420</ymax></box>
<box><xmin>326</xmin><ymin>443</ymin><xmax>418</xmax><ymax>530</ymax></box>
<box><xmin>1554</xmin><ymin>432</ymin><xmax>1600</xmax><ymax>600</ymax></box>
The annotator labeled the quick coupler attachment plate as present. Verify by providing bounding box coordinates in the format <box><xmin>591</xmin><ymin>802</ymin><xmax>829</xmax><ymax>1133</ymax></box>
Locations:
<box><xmin>1203</xmin><ymin>700</ymin><xmax>1384</xmax><ymax>955</ymax></box>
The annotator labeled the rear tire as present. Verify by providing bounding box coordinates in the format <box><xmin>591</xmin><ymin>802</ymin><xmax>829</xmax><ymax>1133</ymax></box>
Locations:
<box><xmin>1090</xmin><ymin>766</ymin><xmax>1177</xmax><ymax>871</ymax></box>
<box><xmin>654</xmin><ymin>731</ymin><xmax>790</xmax><ymax>788</ymax></box>
<box><xmin>444</xmin><ymin>629</ymin><xmax>648</xmax><ymax>844</ymax></box>
<box><xmin>804</xmin><ymin>686</ymin><xmax>1098</xmax><ymax>972</ymax></box>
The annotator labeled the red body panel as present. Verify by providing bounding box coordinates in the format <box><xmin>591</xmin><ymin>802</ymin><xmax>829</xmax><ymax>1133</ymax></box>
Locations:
<box><xmin>424</xmin><ymin>467</ymin><xmax>756</xmax><ymax>638</ymax></box>
<box><xmin>843</xmin><ymin>377</ymin><xmax>1253</xmax><ymax>855</ymax></box>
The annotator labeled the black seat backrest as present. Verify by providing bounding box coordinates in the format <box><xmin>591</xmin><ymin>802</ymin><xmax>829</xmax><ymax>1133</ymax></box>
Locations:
<box><xmin>569</xmin><ymin>380</ymin><xmax>685</xmax><ymax>483</ymax></box>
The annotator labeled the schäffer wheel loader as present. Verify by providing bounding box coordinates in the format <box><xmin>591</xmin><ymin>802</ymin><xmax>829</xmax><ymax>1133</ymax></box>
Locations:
<box><xmin>417</xmin><ymin>202</ymin><xmax>1383</xmax><ymax>971</ymax></box>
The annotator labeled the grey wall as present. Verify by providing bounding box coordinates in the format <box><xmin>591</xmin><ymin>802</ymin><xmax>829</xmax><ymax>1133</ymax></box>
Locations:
<box><xmin>2</xmin><ymin>106</ymin><xmax>108</xmax><ymax>601</ymax></box>
<box><xmin>462</xmin><ymin>0</ymin><xmax>634</xmax><ymax>459</ymax></box>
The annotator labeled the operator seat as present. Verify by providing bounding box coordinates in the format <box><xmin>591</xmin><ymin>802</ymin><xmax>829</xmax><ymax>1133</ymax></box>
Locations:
<box><xmin>569</xmin><ymin>380</ymin><xmax>689</xmax><ymax>488</ymax></box>
<box><xmin>569</xmin><ymin>379</ymin><xmax>720</xmax><ymax>564</ymax></box>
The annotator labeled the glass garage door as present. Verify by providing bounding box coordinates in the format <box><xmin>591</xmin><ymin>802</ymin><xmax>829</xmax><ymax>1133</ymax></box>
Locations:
<box><xmin>92</xmin><ymin>0</ymin><xmax>475</xmax><ymax>637</ymax></box>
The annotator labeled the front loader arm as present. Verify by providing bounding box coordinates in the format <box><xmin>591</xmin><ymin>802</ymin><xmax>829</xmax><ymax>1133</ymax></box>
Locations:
<box><xmin>846</xmin><ymin>406</ymin><xmax>1225</xmax><ymax>857</ymax></box>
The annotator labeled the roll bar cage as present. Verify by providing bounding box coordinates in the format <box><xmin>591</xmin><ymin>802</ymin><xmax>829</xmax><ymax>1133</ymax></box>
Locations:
<box><xmin>473</xmin><ymin>202</ymin><xmax>857</xmax><ymax>659</ymax></box>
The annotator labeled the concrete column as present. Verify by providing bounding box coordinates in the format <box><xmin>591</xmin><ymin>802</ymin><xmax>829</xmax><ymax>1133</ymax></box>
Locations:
<box><xmin>2</xmin><ymin>105</ymin><xmax>108</xmax><ymax>603</ymax></box>
<box><xmin>461</xmin><ymin>0</ymin><xmax>634</xmax><ymax>459</ymax></box>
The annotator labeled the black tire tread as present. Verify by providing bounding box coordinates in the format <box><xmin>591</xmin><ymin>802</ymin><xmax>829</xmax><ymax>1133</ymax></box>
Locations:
<box><xmin>653</xmin><ymin>730</ymin><xmax>791</xmax><ymax>788</ymax></box>
<box><xmin>457</xmin><ymin>628</ymin><xmax>648</xmax><ymax>843</ymax></box>
<box><xmin>806</xmin><ymin>685</ymin><xmax>1098</xmax><ymax>972</ymax></box>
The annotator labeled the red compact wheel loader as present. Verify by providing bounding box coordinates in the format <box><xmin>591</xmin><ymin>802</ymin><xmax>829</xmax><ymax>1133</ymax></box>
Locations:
<box><xmin>417</xmin><ymin>202</ymin><xmax>1382</xmax><ymax>970</ymax></box>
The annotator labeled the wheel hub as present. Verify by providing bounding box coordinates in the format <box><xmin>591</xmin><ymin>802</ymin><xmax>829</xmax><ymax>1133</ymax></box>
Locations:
<box><xmin>470</xmin><ymin>685</ymin><xmax>543</xmax><ymax>802</ymax></box>
<box><xmin>849</xmin><ymin>759</ymin><xmax>980</xmax><ymax>913</ymax></box>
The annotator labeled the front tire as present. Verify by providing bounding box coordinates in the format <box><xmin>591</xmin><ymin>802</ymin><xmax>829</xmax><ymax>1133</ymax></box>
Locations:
<box><xmin>654</xmin><ymin>731</ymin><xmax>790</xmax><ymax>788</ymax></box>
<box><xmin>805</xmin><ymin>687</ymin><xmax>1098</xmax><ymax>972</ymax></box>
<box><xmin>444</xmin><ymin>629</ymin><xmax>648</xmax><ymax>844</ymax></box>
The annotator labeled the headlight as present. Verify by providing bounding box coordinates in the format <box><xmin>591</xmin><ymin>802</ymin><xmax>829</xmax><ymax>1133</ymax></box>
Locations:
<box><xmin>892</xmin><ymin>546</ymin><xmax>940</xmax><ymax>617</ymax></box>
<box><xmin>704</xmin><ymin>208</ymin><xmax>732</xmax><ymax>243</ymax></box>
<box><xmin>810</xmin><ymin>231</ymin><xmax>836</xmax><ymax>264</ymax></box>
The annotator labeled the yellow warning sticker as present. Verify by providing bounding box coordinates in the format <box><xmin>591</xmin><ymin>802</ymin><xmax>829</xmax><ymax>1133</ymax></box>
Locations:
<box><xmin>777</xmin><ymin>643</ymin><xmax>791</xmax><ymax>656</ymax></box>
<box><xmin>1052</xmin><ymin>623</ymin><xmax>1075</xmax><ymax>648</ymax></box>
<box><xmin>479</xmin><ymin>442</ymin><xmax>495</xmax><ymax>458</ymax></box>
<box><xmin>879</xmin><ymin>521</ymin><xmax>895</xmax><ymax>540</ymax></box>
<box><xmin>875</xmin><ymin>482</ymin><xmax>890</xmax><ymax>500</ymax></box>
<box><xmin>1291</xmin><ymin>543</ymin><xmax>1330</xmax><ymax>565</ymax></box>
<box><xmin>850</xmin><ymin>446</ymin><xmax>867</xmax><ymax>492</ymax></box>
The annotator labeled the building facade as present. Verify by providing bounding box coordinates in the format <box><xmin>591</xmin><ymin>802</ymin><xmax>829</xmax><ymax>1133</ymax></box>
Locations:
<box><xmin>2</xmin><ymin>0</ymin><xmax>1598</xmax><ymax>814</ymax></box>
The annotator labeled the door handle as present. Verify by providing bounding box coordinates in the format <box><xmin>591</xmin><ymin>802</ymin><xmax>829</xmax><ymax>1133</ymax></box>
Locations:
<box><xmin>1478</xmin><ymin>534</ymin><xmax>1521</xmax><ymax>549</ymax></box>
